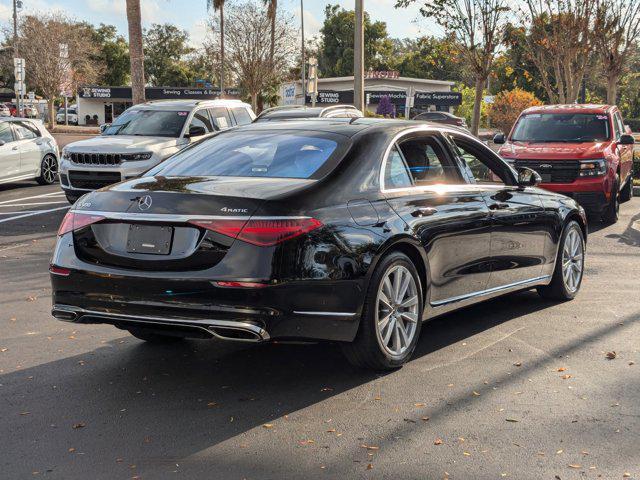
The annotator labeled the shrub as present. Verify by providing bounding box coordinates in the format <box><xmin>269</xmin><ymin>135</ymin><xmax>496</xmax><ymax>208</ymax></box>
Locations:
<box><xmin>488</xmin><ymin>88</ymin><xmax>543</xmax><ymax>135</ymax></box>
<box><xmin>376</xmin><ymin>95</ymin><xmax>396</xmax><ymax>118</ymax></box>
<box><xmin>625</xmin><ymin>118</ymin><xmax>640</xmax><ymax>132</ymax></box>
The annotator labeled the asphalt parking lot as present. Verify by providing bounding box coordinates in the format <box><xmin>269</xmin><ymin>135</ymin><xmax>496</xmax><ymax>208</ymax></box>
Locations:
<box><xmin>1</xmin><ymin>182</ymin><xmax>639</xmax><ymax>480</ymax></box>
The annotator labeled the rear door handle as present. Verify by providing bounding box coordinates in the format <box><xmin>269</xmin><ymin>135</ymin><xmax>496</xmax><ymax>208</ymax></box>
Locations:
<box><xmin>489</xmin><ymin>203</ymin><xmax>509</xmax><ymax>211</ymax></box>
<box><xmin>12</xmin><ymin>146</ymin><xmax>18</xmax><ymax>151</ymax></box>
<box><xmin>411</xmin><ymin>207</ymin><xmax>438</xmax><ymax>217</ymax></box>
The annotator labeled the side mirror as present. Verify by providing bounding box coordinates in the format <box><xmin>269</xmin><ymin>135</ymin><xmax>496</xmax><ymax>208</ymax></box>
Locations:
<box><xmin>619</xmin><ymin>133</ymin><xmax>635</xmax><ymax>145</ymax></box>
<box><xmin>516</xmin><ymin>167</ymin><xmax>541</xmax><ymax>187</ymax></box>
<box><xmin>100</xmin><ymin>123</ymin><xmax>111</xmax><ymax>133</ymax></box>
<box><xmin>0</xmin><ymin>139</ymin><xmax>5</xmax><ymax>147</ymax></box>
<box><xmin>493</xmin><ymin>133</ymin><xmax>506</xmax><ymax>144</ymax></box>
<box><xmin>186</xmin><ymin>125</ymin><xmax>207</xmax><ymax>138</ymax></box>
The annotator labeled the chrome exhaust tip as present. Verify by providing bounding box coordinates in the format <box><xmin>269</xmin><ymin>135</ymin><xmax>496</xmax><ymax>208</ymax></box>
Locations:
<box><xmin>52</xmin><ymin>308</ymin><xmax>78</xmax><ymax>322</ymax></box>
<box><xmin>208</xmin><ymin>321</ymin><xmax>269</xmax><ymax>343</ymax></box>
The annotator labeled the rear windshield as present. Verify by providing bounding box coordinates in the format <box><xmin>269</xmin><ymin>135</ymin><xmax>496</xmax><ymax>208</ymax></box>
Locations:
<box><xmin>511</xmin><ymin>113</ymin><xmax>611</xmax><ymax>143</ymax></box>
<box><xmin>148</xmin><ymin>132</ymin><xmax>341</xmax><ymax>179</ymax></box>
<box><xmin>103</xmin><ymin>109</ymin><xmax>188</xmax><ymax>137</ymax></box>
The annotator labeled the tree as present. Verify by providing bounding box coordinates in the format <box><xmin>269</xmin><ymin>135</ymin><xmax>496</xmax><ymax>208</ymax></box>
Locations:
<box><xmin>521</xmin><ymin>0</ymin><xmax>595</xmax><ymax>104</ymax></box>
<box><xmin>263</xmin><ymin>0</ymin><xmax>277</xmax><ymax>66</ymax></box>
<box><xmin>207</xmin><ymin>0</ymin><xmax>226</xmax><ymax>95</ymax></box>
<box><xmin>144</xmin><ymin>23</ymin><xmax>194</xmax><ymax>86</ymax></box>
<box><xmin>393</xmin><ymin>35</ymin><xmax>465</xmax><ymax>82</ymax></box>
<box><xmin>126</xmin><ymin>0</ymin><xmax>146</xmax><ymax>104</ymax></box>
<box><xmin>318</xmin><ymin>4</ymin><xmax>394</xmax><ymax>77</ymax></box>
<box><xmin>215</xmin><ymin>1</ymin><xmax>296</xmax><ymax>111</ymax></box>
<box><xmin>397</xmin><ymin>0</ymin><xmax>510</xmax><ymax>135</ymax></box>
<box><xmin>88</xmin><ymin>24</ymin><xmax>130</xmax><ymax>86</ymax></box>
<box><xmin>16</xmin><ymin>14</ymin><xmax>100</xmax><ymax>126</ymax></box>
<box><xmin>593</xmin><ymin>0</ymin><xmax>640</xmax><ymax>105</ymax></box>
<box><xmin>487</xmin><ymin>88</ymin><xmax>542</xmax><ymax>134</ymax></box>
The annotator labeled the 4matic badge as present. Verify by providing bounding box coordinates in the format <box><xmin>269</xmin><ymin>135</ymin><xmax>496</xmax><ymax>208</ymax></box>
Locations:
<box><xmin>221</xmin><ymin>207</ymin><xmax>248</xmax><ymax>213</ymax></box>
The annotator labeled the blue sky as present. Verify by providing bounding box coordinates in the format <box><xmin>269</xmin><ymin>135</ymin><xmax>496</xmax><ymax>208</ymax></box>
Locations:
<box><xmin>0</xmin><ymin>0</ymin><xmax>437</xmax><ymax>46</ymax></box>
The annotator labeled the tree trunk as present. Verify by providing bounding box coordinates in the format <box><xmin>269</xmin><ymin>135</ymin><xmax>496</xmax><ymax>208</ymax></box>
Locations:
<box><xmin>251</xmin><ymin>92</ymin><xmax>258</xmax><ymax>113</ymax></box>
<box><xmin>126</xmin><ymin>0</ymin><xmax>146</xmax><ymax>105</ymax></box>
<box><xmin>270</xmin><ymin>14</ymin><xmax>275</xmax><ymax>67</ymax></box>
<box><xmin>219</xmin><ymin>5</ymin><xmax>225</xmax><ymax>98</ymax></box>
<box><xmin>607</xmin><ymin>74</ymin><xmax>618</xmax><ymax>105</ymax></box>
<box><xmin>48</xmin><ymin>98</ymin><xmax>55</xmax><ymax>128</ymax></box>
<box><xmin>471</xmin><ymin>76</ymin><xmax>484</xmax><ymax>136</ymax></box>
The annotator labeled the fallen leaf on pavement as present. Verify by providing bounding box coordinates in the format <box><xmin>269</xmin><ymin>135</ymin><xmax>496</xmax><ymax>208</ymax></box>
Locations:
<box><xmin>361</xmin><ymin>445</ymin><xmax>379</xmax><ymax>450</ymax></box>
<box><xmin>561</xmin><ymin>374</ymin><xmax>572</xmax><ymax>380</ymax></box>
<box><xmin>262</xmin><ymin>424</ymin><xmax>273</xmax><ymax>429</ymax></box>
<box><xmin>472</xmin><ymin>391</ymin><xmax>481</xmax><ymax>396</ymax></box>
<box><xmin>414</xmin><ymin>403</ymin><xmax>426</xmax><ymax>407</ymax></box>
<box><xmin>557</xmin><ymin>367</ymin><xmax>567</xmax><ymax>372</ymax></box>
<box><xmin>568</xmin><ymin>464</ymin><xmax>581</xmax><ymax>469</ymax></box>
<box><xmin>434</xmin><ymin>438</ymin><xmax>443</xmax><ymax>445</ymax></box>
<box><xmin>514</xmin><ymin>362</ymin><xmax>522</xmax><ymax>367</ymax></box>
<box><xmin>72</xmin><ymin>423</ymin><xmax>85</xmax><ymax>429</ymax></box>
<box><xmin>421</xmin><ymin>416</ymin><xmax>430</xmax><ymax>422</ymax></box>
<box><xmin>505</xmin><ymin>418</ymin><xmax>519</xmax><ymax>423</ymax></box>
<box><xmin>366</xmin><ymin>464</ymin><xmax>373</xmax><ymax>470</ymax></box>
<box><xmin>606</xmin><ymin>351</ymin><xmax>617</xmax><ymax>360</ymax></box>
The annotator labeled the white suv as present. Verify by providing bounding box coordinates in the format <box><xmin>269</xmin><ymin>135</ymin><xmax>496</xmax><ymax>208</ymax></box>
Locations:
<box><xmin>59</xmin><ymin>99</ymin><xmax>255</xmax><ymax>203</ymax></box>
<box><xmin>56</xmin><ymin>107</ymin><xmax>78</xmax><ymax>125</ymax></box>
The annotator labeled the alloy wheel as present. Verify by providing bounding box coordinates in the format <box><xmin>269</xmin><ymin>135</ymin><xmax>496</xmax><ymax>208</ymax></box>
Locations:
<box><xmin>375</xmin><ymin>265</ymin><xmax>419</xmax><ymax>357</ymax></box>
<box><xmin>562</xmin><ymin>228</ymin><xmax>584</xmax><ymax>293</ymax></box>
<box><xmin>42</xmin><ymin>156</ymin><xmax>58</xmax><ymax>184</ymax></box>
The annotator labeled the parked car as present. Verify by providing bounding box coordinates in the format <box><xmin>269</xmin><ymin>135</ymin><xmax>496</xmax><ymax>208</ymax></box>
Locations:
<box><xmin>0</xmin><ymin>104</ymin><xmax>11</xmax><ymax>117</ymax></box>
<box><xmin>50</xmin><ymin>119</ymin><xmax>587</xmax><ymax>370</ymax></box>
<box><xmin>59</xmin><ymin>99</ymin><xmax>255</xmax><ymax>204</ymax></box>
<box><xmin>254</xmin><ymin>105</ymin><xmax>363</xmax><ymax>122</ymax></box>
<box><xmin>495</xmin><ymin>104</ymin><xmax>634</xmax><ymax>223</ymax></box>
<box><xmin>56</xmin><ymin>107</ymin><xmax>79</xmax><ymax>125</ymax></box>
<box><xmin>413</xmin><ymin>111</ymin><xmax>467</xmax><ymax>129</ymax></box>
<box><xmin>0</xmin><ymin>118</ymin><xmax>59</xmax><ymax>186</ymax></box>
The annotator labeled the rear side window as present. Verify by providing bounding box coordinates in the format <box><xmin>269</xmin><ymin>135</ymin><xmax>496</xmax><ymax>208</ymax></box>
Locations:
<box><xmin>0</xmin><ymin>122</ymin><xmax>14</xmax><ymax>143</ymax></box>
<box><xmin>190</xmin><ymin>110</ymin><xmax>214</xmax><ymax>133</ymax></box>
<box><xmin>149</xmin><ymin>132</ymin><xmax>340</xmax><ymax>179</ymax></box>
<box><xmin>232</xmin><ymin>107</ymin><xmax>252</xmax><ymax>126</ymax></box>
<box><xmin>208</xmin><ymin>107</ymin><xmax>232</xmax><ymax>130</ymax></box>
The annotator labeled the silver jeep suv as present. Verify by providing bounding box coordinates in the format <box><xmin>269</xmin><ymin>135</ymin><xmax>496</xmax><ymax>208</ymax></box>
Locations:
<box><xmin>59</xmin><ymin>99</ymin><xmax>255</xmax><ymax>203</ymax></box>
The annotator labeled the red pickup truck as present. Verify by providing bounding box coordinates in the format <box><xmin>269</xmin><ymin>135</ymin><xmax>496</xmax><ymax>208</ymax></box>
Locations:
<box><xmin>494</xmin><ymin>104</ymin><xmax>635</xmax><ymax>224</ymax></box>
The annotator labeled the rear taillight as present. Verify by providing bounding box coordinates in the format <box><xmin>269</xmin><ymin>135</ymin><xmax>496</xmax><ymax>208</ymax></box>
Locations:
<box><xmin>57</xmin><ymin>211</ymin><xmax>105</xmax><ymax>236</ymax></box>
<box><xmin>188</xmin><ymin>217</ymin><xmax>323</xmax><ymax>247</ymax></box>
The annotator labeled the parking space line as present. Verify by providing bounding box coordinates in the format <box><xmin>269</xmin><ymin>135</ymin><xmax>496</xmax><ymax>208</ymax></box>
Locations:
<box><xmin>0</xmin><ymin>206</ymin><xmax>69</xmax><ymax>224</ymax></box>
<box><xmin>0</xmin><ymin>211</ymin><xmax>50</xmax><ymax>215</ymax></box>
<box><xmin>0</xmin><ymin>243</ymin><xmax>30</xmax><ymax>252</ymax></box>
<box><xmin>0</xmin><ymin>191</ymin><xmax>64</xmax><ymax>206</ymax></box>
<box><xmin>0</xmin><ymin>201</ymin><xmax>68</xmax><ymax>208</ymax></box>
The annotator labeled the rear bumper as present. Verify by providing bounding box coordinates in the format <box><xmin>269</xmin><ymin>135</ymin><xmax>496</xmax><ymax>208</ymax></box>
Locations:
<box><xmin>50</xmin><ymin>269</ymin><xmax>362</xmax><ymax>343</ymax></box>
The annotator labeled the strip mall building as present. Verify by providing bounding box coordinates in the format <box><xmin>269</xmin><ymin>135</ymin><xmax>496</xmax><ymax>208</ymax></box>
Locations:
<box><xmin>280</xmin><ymin>75</ymin><xmax>461</xmax><ymax>116</ymax></box>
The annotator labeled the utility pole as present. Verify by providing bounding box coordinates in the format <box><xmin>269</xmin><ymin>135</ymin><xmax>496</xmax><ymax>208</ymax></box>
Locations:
<box><xmin>300</xmin><ymin>0</ymin><xmax>306</xmax><ymax>105</ymax></box>
<box><xmin>13</xmin><ymin>0</ymin><xmax>21</xmax><ymax>117</ymax></box>
<box><xmin>354</xmin><ymin>0</ymin><xmax>364</xmax><ymax>112</ymax></box>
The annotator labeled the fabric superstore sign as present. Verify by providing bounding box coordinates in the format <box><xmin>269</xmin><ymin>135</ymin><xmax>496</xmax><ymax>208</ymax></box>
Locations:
<box><xmin>308</xmin><ymin>90</ymin><xmax>462</xmax><ymax>107</ymax></box>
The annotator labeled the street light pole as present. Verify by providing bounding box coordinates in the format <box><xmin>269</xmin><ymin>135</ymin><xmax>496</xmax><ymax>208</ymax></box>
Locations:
<box><xmin>354</xmin><ymin>0</ymin><xmax>364</xmax><ymax>112</ymax></box>
<box><xmin>300</xmin><ymin>0</ymin><xmax>306</xmax><ymax>106</ymax></box>
<box><xmin>13</xmin><ymin>0</ymin><xmax>21</xmax><ymax>117</ymax></box>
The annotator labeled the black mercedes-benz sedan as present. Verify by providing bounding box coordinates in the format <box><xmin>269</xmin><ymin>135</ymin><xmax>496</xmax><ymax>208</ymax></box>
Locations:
<box><xmin>50</xmin><ymin>119</ymin><xmax>587</xmax><ymax>370</ymax></box>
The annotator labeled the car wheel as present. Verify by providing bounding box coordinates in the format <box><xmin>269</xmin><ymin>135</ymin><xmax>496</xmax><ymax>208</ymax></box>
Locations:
<box><xmin>127</xmin><ymin>327</ymin><xmax>184</xmax><ymax>344</ymax></box>
<box><xmin>36</xmin><ymin>155</ymin><xmax>58</xmax><ymax>185</ymax></box>
<box><xmin>620</xmin><ymin>172</ymin><xmax>633</xmax><ymax>203</ymax></box>
<box><xmin>537</xmin><ymin>220</ymin><xmax>585</xmax><ymax>301</ymax></box>
<box><xmin>341</xmin><ymin>251</ymin><xmax>423</xmax><ymax>370</ymax></box>
<box><xmin>601</xmin><ymin>175</ymin><xmax>620</xmax><ymax>224</ymax></box>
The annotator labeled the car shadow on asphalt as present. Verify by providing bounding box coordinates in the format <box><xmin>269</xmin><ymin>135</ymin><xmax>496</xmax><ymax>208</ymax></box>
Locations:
<box><xmin>1</xmin><ymin>289</ymin><xmax>566</xmax><ymax>476</ymax></box>
<box><xmin>603</xmin><ymin>210</ymin><xmax>640</xmax><ymax>247</ymax></box>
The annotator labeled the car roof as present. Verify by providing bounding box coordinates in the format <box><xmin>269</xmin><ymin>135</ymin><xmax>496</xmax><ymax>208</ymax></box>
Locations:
<box><xmin>522</xmin><ymin>104</ymin><xmax>616</xmax><ymax>115</ymax></box>
<box><xmin>133</xmin><ymin>99</ymin><xmax>252</xmax><ymax>110</ymax></box>
<box><xmin>233</xmin><ymin>117</ymin><xmax>466</xmax><ymax>138</ymax></box>
<box><xmin>256</xmin><ymin>105</ymin><xmax>361</xmax><ymax>120</ymax></box>
<box><xmin>0</xmin><ymin>117</ymin><xmax>42</xmax><ymax>123</ymax></box>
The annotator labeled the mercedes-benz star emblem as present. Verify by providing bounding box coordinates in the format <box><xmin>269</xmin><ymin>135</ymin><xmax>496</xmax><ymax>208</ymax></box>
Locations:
<box><xmin>138</xmin><ymin>195</ymin><xmax>153</xmax><ymax>211</ymax></box>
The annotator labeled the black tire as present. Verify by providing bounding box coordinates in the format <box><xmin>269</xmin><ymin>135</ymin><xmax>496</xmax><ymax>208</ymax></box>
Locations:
<box><xmin>601</xmin><ymin>175</ymin><xmax>620</xmax><ymax>224</ymax></box>
<box><xmin>65</xmin><ymin>192</ymin><xmax>79</xmax><ymax>204</ymax></box>
<box><xmin>341</xmin><ymin>251</ymin><xmax>423</xmax><ymax>370</ymax></box>
<box><xmin>620</xmin><ymin>172</ymin><xmax>633</xmax><ymax>203</ymax></box>
<box><xmin>36</xmin><ymin>155</ymin><xmax>58</xmax><ymax>185</ymax></box>
<box><xmin>537</xmin><ymin>220</ymin><xmax>585</xmax><ymax>301</ymax></box>
<box><xmin>127</xmin><ymin>327</ymin><xmax>184</xmax><ymax>344</ymax></box>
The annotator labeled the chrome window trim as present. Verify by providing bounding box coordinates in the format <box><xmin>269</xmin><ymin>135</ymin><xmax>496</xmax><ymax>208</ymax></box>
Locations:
<box><xmin>70</xmin><ymin>210</ymin><xmax>311</xmax><ymax>222</ymax></box>
<box><xmin>379</xmin><ymin>125</ymin><xmax>481</xmax><ymax>194</ymax></box>
<box><xmin>293</xmin><ymin>311</ymin><xmax>357</xmax><ymax>317</ymax></box>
